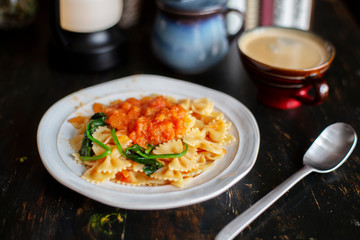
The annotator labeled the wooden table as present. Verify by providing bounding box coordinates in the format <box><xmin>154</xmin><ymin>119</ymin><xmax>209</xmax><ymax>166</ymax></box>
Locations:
<box><xmin>1</xmin><ymin>0</ymin><xmax>360</xmax><ymax>239</ymax></box>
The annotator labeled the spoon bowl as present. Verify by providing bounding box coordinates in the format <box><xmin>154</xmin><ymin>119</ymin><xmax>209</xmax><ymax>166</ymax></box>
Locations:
<box><xmin>304</xmin><ymin>122</ymin><xmax>357</xmax><ymax>173</ymax></box>
<box><xmin>216</xmin><ymin>122</ymin><xmax>357</xmax><ymax>240</ymax></box>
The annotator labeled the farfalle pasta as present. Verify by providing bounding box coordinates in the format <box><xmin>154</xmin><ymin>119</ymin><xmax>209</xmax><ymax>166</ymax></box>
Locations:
<box><xmin>69</xmin><ymin>95</ymin><xmax>235</xmax><ymax>188</ymax></box>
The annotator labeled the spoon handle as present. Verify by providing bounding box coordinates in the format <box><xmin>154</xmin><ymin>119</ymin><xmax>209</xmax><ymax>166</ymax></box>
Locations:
<box><xmin>215</xmin><ymin>165</ymin><xmax>314</xmax><ymax>240</ymax></box>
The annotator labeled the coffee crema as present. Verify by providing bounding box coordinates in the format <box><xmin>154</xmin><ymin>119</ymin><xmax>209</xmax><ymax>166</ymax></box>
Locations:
<box><xmin>238</xmin><ymin>27</ymin><xmax>331</xmax><ymax>70</ymax></box>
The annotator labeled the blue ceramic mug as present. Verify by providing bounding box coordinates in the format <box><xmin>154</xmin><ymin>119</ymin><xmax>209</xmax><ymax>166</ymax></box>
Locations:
<box><xmin>152</xmin><ymin>0</ymin><xmax>244</xmax><ymax>74</ymax></box>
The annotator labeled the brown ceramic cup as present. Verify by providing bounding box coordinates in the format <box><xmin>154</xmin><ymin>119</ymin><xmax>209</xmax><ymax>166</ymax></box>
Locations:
<box><xmin>238</xmin><ymin>26</ymin><xmax>335</xmax><ymax>109</ymax></box>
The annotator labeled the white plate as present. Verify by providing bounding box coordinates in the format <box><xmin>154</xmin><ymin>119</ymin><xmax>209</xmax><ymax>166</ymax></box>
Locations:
<box><xmin>37</xmin><ymin>74</ymin><xmax>260</xmax><ymax>210</ymax></box>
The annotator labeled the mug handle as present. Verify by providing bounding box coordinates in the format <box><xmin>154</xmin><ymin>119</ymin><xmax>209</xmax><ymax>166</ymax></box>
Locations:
<box><xmin>223</xmin><ymin>8</ymin><xmax>245</xmax><ymax>42</ymax></box>
<box><xmin>294</xmin><ymin>74</ymin><xmax>329</xmax><ymax>105</ymax></box>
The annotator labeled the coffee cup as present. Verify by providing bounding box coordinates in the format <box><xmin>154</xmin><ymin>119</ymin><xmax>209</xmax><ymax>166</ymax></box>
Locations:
<box><xmin>238</xmin><ymin>26</ymin><xmax>335</xmax><ymax>109</ymax></box>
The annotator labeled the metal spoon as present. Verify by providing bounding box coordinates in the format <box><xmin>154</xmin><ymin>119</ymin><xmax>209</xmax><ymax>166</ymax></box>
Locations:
<box><xmin>216</xmin><ymin>122</ymin><xmax>357</xmax><ymax>240</ymax></box>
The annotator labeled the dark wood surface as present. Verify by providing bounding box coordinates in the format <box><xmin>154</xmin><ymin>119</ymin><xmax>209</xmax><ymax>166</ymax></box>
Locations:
<box><xmin>1</xmin><ymin>0</ymin><xmax>360</xmax><ymax>239</ymax></box>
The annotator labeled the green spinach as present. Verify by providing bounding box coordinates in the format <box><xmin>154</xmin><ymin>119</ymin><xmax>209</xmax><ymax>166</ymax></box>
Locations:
<box><xmin>111</xmin><ymin>128</ymin><xmax>188</xmax><ymax>176</ymax></box>
<box><xmin>79</xmin><ymin>112</ymin><xmax>110</xmax><ymax>161</ymax></box>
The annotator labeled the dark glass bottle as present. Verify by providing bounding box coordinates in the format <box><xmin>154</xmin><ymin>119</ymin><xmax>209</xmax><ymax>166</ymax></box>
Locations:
<box><xmin>0</xmin><ymin>0</ymin><xmax>38</xmax><ymax>29</ymax></box>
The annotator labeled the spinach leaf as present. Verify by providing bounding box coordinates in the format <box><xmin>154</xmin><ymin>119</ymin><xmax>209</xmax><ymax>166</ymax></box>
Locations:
<box><xmin>110</xmin><ymin>128</ymin><xmax>188</xmax><ymax>176</ymax></box>
<box><xmin>79</xmin><ymin>112</ymin><xmax>107</xmax><ymax>157</ymax></box>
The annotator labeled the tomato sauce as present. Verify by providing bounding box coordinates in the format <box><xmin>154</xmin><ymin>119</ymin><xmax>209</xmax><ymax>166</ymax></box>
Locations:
<box><xmin>95</xmin><ymin>96</ymin><xmax>187</xmax><ymax>146</ymax></box>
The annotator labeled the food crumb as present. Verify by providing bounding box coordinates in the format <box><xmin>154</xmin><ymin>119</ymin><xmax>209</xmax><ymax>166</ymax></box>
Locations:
<box><xmin>18</xmin><ymin>156</ymin><xmax>28</xmax><ymax>163</ymax></box>
<box><xmin>351</xmin><ymin>218</ymin><xmax>360</xmax><ymax>227</ymax></box>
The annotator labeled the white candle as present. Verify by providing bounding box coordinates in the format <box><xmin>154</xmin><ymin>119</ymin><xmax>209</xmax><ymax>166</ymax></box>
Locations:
<box><xmin>60</xmin><ymin>0</ymin><xmax>123</xmax><ymax>33</ymax></box>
